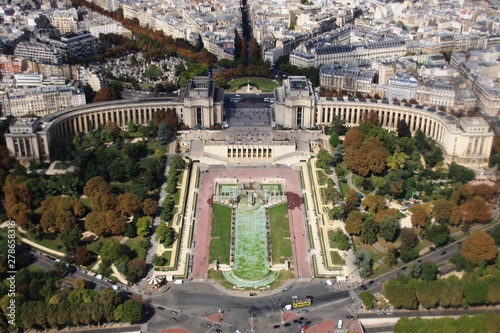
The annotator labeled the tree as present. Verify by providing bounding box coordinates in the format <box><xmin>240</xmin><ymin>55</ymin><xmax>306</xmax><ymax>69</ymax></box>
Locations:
<box><xmin>379</xmin><ymin>215</ymin><xmax>398</xmax><ymax>242</ymax></box>
<box><xmin>420</xmin><ymin>262</ymin><xmax>438</xmax><ymax>281</ymax></box>
<box><xmin>329</xmin><ymin>228</ymin><xmax>350</xmax><ymax>250</ymax></box>
<box><xmin>344</xmin><ymin>127</ymin><xmax>364</xmax><ymax>149</ymax></box>
<box><xmin>93</xmin><ymin>87</ymin><xmax>121</xmax><ymax>103</ymax></box>
<box><xmin>157</xmin><ymin>123</ymin><xmax>176</xmax><ymax>144</ymax></box>
<box><xmin>75</xmin><ymin>246</ymin><xmax>92</xmax><ymax>266</ymax></box>
<box><xmin>386</xmin><ymin>151</ymin><xmax>409</xmax><ymax>170</ymax></box>
<box><xmin>126</xmin><ymin>259</ymin><xmax>147</xmax><ymax>283</ymax></box>
<box><xmin>84</xmin><ymin>176</ymin><xmax>111</xmax><ymax>199</ymax></box>
<box><xmin>345</xmin><ymin>210</ymin><xmax>363</xmax><ymax>235</ymax></box>
<box><xmin>345</xmin><ymin>189</ymin><xmax>359</xmax><ymax>213</ymax></box>
<box><xmin>99</xmin><ymin>289</ymin><xmax>121</xmax><ymax>323</ymax></box>
<box><xmin>114</xmin><ymin>300</ymin><xmax>142</xmax><ymax>323</ymax></box>
<box><xmin>143</xmin><ymin>64</ymin><xmax>162</xmax><ymax>79</ymax></box>
<box><xmin>490</xmin><ymin>225</ymin><xmax>500</xmax><ymax>246</ymax></box>
<box><xmin>450</xmin><ymin>254</ymin><xmax>475</xmax><ymax>272</ymax></box>
<box><xmin>448</xmin><ymin>162</ymin><xmax>475</xmax><ymax>183</ymax></box>
<box><xmin>400</xmin><ymin>228</ymin><xmax>418</xmax><ymax>248</ymax></box>
<box><xmin>155</xmin><ymin>222</ymin><xmax>175</xmax><ymax>246</ymax></box>
<box><xmin>360</xmin><ymin>216</ymin><xmax>379</xmax><ymax>245</ymax></box>
<box><xmin>359</xmin><ymin>291</ymin><xmax>376</xmax><ymax>309</ymax></box>
<box><xmin>432</xmin><ymin>198</ymin><xmax>456</xmax><ymax>224</ymax></box>
<box><xmin>115</xmin><ymin>193</ymin><xmax>142</xmax><ymax>217</ymax></box>
<box><xmin>355</xmin><ymin>251</ymin><xmax>373</xmax><ymax>278</ymax></box>
<box><xmin>152</xmin><ymin>252</ymin><xmax>170</xmax><ymax>266</ymax></box>
<box><xmin>460</xmin><ymin>231</ymin><xmax>498</xmax><ymax>264</ymax></box>
<box><xmin>409</xmin><ymin>204</ymin><xmax>428</xmax><ymax>228</ymax></box>
<box><xmin>464</xmin><ymin>280</ymin><xmax>489</xmax><ymax>306</ymax></box>
<box><xmin>40</xmin><ymin>196</ymin><xmax>84</xmax><ymax>234</ymax></box>
<box><xmin>329</xmin><ymin>132</ymin><xmax>340</xmax><ymax>148</ymax></box>
<box><xmin>461</xmin><ymin>196</ymin><xmax>492</xmax><ymax>227</ymax></box>
<box><xmin>143</xmin><ymin>198</ymin><xmax>158</xmax><ymax>216</ymax></box>
<box><xmin>331</xmin><ymin>116</ymin><xmax>348</xmax><ymax>135</ymax></box>
<box><xmin>329</xmin><ymin>205</ymin><xmax>346</xmax><ymax>221</ymax></box>
<box><xmin>383</xmin><ymin>281</ymin><xmax>418</xmax><ymax>309</ymax></box>
<box><xmin>136</xmin><ymin>217</ymin><xmax>152</xmax><ymax>237</ymax></box>
<box><xmin>60</xmin><ymin>227</ymin><xmax>82</xmax><ymax>251</ymax></box>
<box><xmin>362</xmin><ymin>194</ymin><xmax>386</xmax><ymax>213</ymax></box>
<box><xmin>99</xmin><ymin>239</ymin><xmax>122</xmax><ymax>263</ymax></box>
<box><xmin>85</xmin><ymin>211</ymin><xmax>107</xmax><ymax>235</ymax></box>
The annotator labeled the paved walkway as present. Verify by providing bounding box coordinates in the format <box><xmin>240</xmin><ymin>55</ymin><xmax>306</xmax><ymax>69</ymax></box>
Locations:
<box><xmin>302</xmin><ymin>157</ymin><xmax>360</xmax><ymax>280</ymax></box>
<box><xmin>192</xmin><ymin>166</ymin><xmax>313</xmax><ymax>281</ymax></box>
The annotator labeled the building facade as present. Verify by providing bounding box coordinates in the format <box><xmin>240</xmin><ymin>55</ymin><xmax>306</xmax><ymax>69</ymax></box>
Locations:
<box><xmin>5</xmin><ymin>77</ymin><xmax>493</xmax><ymax>166</ymax></box>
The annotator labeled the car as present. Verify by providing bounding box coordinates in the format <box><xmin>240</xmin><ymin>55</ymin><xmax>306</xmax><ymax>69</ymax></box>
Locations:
<box><xmin>401</xmin><ymin>266</ymin><xmax>407</xmax><ymax>270</ymax></box>
<box><xmin>214</xmin><ymin>324</ymin><xmax>221</xmax><ymax>328</ymax></box>
<box><xmin>205</xmin><ymin>323</ymin><xmax>212</xmax><ymax>328</ymax></box>
<box><xmin>292</xmin><ymin>295</ymin><xmax>298</xmax><ymax>299</ymax></box>
<box><xmin>283</xmin><ymin>286</ymin><xmax>291</xmax><ymax>291</ymax></box>
<box><xmin>299</xmin><ymin>309</ymin><xmax>309</xmax><ymax>313</ymax></box>
<box><xmin>440</xmin><ymin>251</ymin><xmax>447</xmax><ymax>255</ymax></box>
<box><xmin>170</xmin><ymin>310</ymin><xmax>177</xmax><ymax>315</ymax></box>
<box><xmin>273</xmin><ymin>324</ymin><xmax>281</xmax><ymax>329</ymax></box>
<box><xmin>359</xmin><ymin>285</ymin><xmax>367</xmax><ymax>290</ymax></box>
<box><xmin>346</xmin><ymin>315</ymin><xmax>354</xmax><ymax>319</ymax></box>
<box><xmin>284</xmin><ymin>323</ymin><xmax>291</xmax><ymax>327</ymax></box>
<box><xmin>299</xmin><ymin>317</ymin><xmax>305</xmax><ymax>321</ymax></box>
<box><xmin>216</xmin><ymin>329</ymin><xmax>222</xmax><ymax>333</ymax></box>
<box><xmin>249</xmin><ymin>292</ymin><xmax>257</xmax><ymax>296</ymax></box>
<box><xmin>306</xmin><ymin>295</ymin><xmax>313</xmax><ymax>300</ymax></box>
<box><xmin>157</xmin><ymin>306</ymin><xmax>165</xmax><ymax>310</ymax></box>
<box><xmin>367</xmin><ymin>280</ymin><xmax>374</xmax><ymax>286</ymax></box>
<box><xmin>171</xmin><ymin>317</ymin><xmax>177</xmax><ymax>322</ymax></box>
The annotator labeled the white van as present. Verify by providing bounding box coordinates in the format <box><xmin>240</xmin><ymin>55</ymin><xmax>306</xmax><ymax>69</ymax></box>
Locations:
<box><xmin>326</xmin><ymin>280</ymin><xmax>333</xmax><ymax>286</ymax></box>
<box><xmin>338</xmin><ymin>319</ymin><xmax>343</xmax><ymax>328</ymax></box>
<box><xmin>173</xmin><ymin>279</ymin><xmax>183</xmax><ymax>284</ymax></box>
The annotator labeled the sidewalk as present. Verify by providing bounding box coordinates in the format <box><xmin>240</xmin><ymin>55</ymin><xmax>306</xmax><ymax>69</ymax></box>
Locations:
<box><xmin>301</xmin><ymin>157</ymin><xmax>355</xmax><ymax>279</ymax></box>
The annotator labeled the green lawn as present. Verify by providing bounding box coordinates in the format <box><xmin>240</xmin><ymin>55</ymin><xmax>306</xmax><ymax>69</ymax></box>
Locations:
<box><xmin>339</xmin><ymin>179</ymin><xmax>350</xmax><ymax>198</ymax></box>
<box><xmin>330</xmin><ymin>251</ymin><xmax>345</xmax><ymax>265</ymax></box>
<box><xmin>146</xmin><ymin>141</ymin><xmax>163</xmax><ymax>153</ymax></box>
<box><xmin>316</xmin><ymin>170</ymin><xmax>328</xmax><ymax>186</ymax></box>
<box><xmin>140</xmin><ymin>156</ymin><xmax>160</xmax><ymax>169</ymax></box>
<box><xmin>225</xmin><ymin>77</ymin><xmax>278</xmax><ymax>92</ymax></box>
<box><xmin>125</xmin><ymin>236</ymin><xmax>148</xmax><ymax>260</ymax></box>
<box><xmin>106</xmin><ymin>147</ymin><xmax>125</xmax><ymax>158</ymax></box>
<box><xmin>209</xmin><ymin>204</ymin><xmax>232</xmax><ymax>264</ymax></box>
<box><xmin>269</xmin><ymin>203</ymin><xmax>292</xmax><ymax>264</ymax></box>
<box><xmin>80</xmin><ymin>197</ymin><xmax>92</xmax><ymax>208</ymax></box>
<box><xmin>36</xmin><ymin>236</ymin><xmax>66</xmax><ymax>253</ymax></box>
<box><xmin>397</xmin><ymin>211</ymin><xmax>407</xmax><ymax>219</ymax></box>
<box><xmin>87</xmin><ymin>236</ymin><xmax>122</xmax><ymax>254</ymax></box>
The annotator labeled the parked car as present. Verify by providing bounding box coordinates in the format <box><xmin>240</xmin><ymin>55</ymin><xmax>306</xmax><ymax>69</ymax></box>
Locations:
<box><xmin>157</xmin><ymin>306</ymin><xmax>165</xmax><ymax>310</ymax></box>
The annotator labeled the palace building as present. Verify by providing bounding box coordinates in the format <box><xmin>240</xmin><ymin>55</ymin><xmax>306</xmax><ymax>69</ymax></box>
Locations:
<box><xmin>5</xmin><ymin>76</ymin><xmax>493</xmax><ymax>166</ymax></box>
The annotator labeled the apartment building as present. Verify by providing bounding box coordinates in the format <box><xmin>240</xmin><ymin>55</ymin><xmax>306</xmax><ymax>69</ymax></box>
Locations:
<box><xmin>14</xmin><ymin>41</ymin><xmax>63</xmax><ymax>65</ymax></box>
<box><xmin>51</xmin><ymin>9</ymin><xmax>78</xmax><ymax>34</ymax></box>
<box><xmin>1</xmin><ymin>86</ymin><xmax>86</xmax><ymax>117</ymax></box>
<box><xmin>290</xmin><ymin>39</ymin><xmax>406</xmax><ymax>68</ymax></box>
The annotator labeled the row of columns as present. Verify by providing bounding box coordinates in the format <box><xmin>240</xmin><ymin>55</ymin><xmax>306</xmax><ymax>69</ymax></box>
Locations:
<box><xmin>227</xmin><ymin>147</ymin><xmax>273</xmax><ymax>159</ymax></box>
<box><xmin>318</xmin><ymin>105</ymin><xmax>445</xmax><ymax>144</ymax></box>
